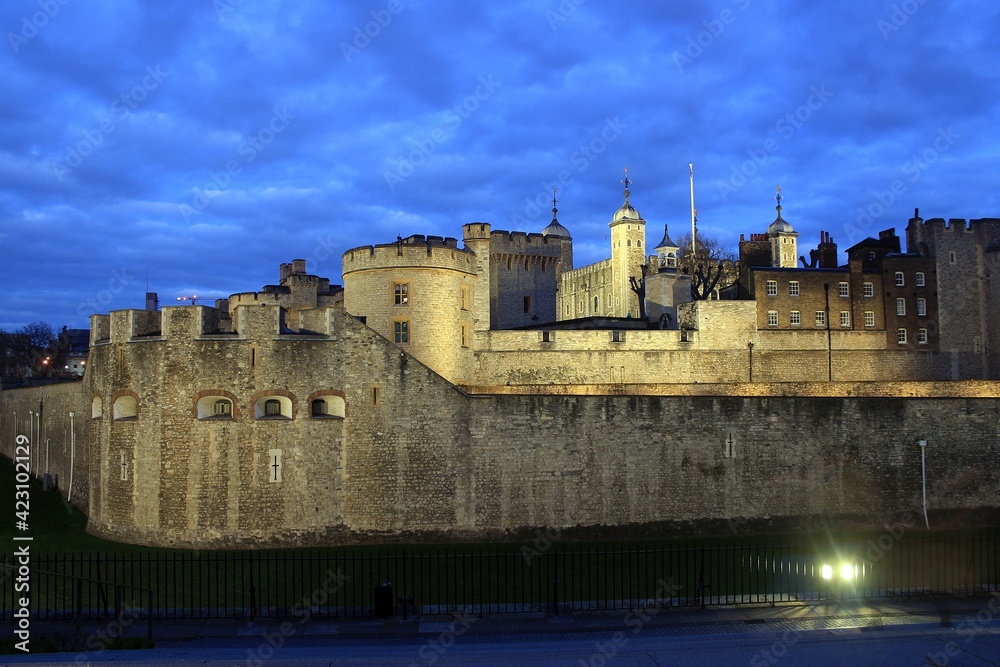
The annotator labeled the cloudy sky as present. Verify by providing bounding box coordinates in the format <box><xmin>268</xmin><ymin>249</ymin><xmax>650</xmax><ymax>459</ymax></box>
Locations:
<box><xmin>1</xmin><ymin>0</ymin><xmax>997</xmax><ymax>330</ymax></box>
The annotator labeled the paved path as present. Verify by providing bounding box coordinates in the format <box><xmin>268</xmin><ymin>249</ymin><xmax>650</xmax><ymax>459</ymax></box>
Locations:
<box><xmin>4</xmin><ymin>597</ymin><xmax>1000</xmax><ymax>666</ymax></box>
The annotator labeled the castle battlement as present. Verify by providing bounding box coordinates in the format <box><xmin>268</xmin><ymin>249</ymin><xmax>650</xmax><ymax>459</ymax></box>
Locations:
<box><xmin>562</xmin><ymin>258</ymin><xmax>611</xmax><ymax>280</ymax></box>
<box><xmin>342</xmin><ymin>239</ymin><xmax>477</xmax><ymax>275</ymax></box>
<box><xmin>91</xmin><ymin>303</ymin><xmax>350</xmax><ymax>346</ymax></box>
<box><xmin>488</xmin><ymin>229</ymin><xmax>567</xmax><ymax>257</ymax></box>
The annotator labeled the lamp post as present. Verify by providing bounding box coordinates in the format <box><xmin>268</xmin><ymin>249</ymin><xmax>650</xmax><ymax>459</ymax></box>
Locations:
<box><xmin>918</xmin><ymin>439</ymin><xmax>930</xmax><ymax>529</ymax></box>
<box><xmin>748</xmin><ymin>341</ymin><xmax>754</xmax><ymax>383</ymax></box>
<box><xmin>823</xmin><ymin>283</ymin><xmax>832</xmax><ymax>381</ymax></box>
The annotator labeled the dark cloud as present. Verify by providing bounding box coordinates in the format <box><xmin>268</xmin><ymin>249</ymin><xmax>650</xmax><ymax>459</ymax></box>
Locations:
<box><xmin>0</xmin><ymin>0</ymin><xmax>996</xmax><ymax>330</ymax></box>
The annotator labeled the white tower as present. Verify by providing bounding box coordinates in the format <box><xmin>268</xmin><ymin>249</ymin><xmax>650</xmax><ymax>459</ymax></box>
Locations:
<box><xmin>609</xmin><ymin>168</ymin><xmax>646</xmax><ymax>317</ymax></box>
<box><xmin>767</xmin><ymin>185</ymin><xmax>798</xmax><ymax>268</ymax></box>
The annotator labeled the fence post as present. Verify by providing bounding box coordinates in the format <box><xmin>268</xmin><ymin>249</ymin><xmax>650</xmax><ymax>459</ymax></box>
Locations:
<box><xmin>114</xmin><ymin>584</ymin><xmax>123</xmax><ymax>637</ymax></box>
<box><xmin>75</xmin><ymin>577</ymin><xmax>83</xmax><ymax>637</ymax></box>
<box><xmin>551</xmin><ymin>551</ymin><xmax>559</xmax><ymax>615</ymax></box>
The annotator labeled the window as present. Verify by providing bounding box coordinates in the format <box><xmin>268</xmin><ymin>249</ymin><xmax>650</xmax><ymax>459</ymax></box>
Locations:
<box><xmin>310</xmin><ymin>395</ymin><xmax>345</xmax><ymax>418</ymax></box>
<box><xmin>895</xmin><ymin>271</ymin><xmax>905</xmax><ymax>287</ymax></box>
<box><xmin>393</xmin><ymin>282</ymin><xmax>409</xmax><ymax>305</ymax></box>
<box><xmin>867</xmin><ymin>251</ymin><xmax>876</xmax><ymax>261</ymax></box>
<box><xmin>788</xmin><ymin>281</ymin><xmax>799</xmax><ymax>297</ymax></box>
<box><xmin>523</xmin><ymin>296</ymin><xmax>532</xmax><ymax>314</ymax></box>
<box><xmin>542</xmin><ymin>330</ymin><xmax>552</xmax><ymax>343</ymax></box>
<box><xmin>897</xmin><ymin>328</ymin><xmax>907</xmax><ymax>344</ymax></box>
<box><xmin>863</xmin><ymin>282</ymin><xmax>874</xmax><ymax>298</ymax></box>
<box><xmin>766</xmin><ymin>280</ymin><xmax>777</xmax><ymax>296</ymax></box>
<box><xmin>255</xmin><ymin>395</ymin><xmax>292</xmax><ymax>419</ymax></box>
<box><xmin>594</xmin><ymin>296</ymin><xmax>599</xmax><ymax>312</ymax></box>
<box><xmin>460</xmin><ymin>323</ymin><xmax>469</xmax><ymax>347</ymax></box>
<box><xmin>213</xmin><ymin>399</ymin><xmax>232</xmax><ymax>416</ymax></box>
<box><xmin>896</xmin><ymin>298</ymin><xmax>906</xmax><ymax>316</ymax></box>
<box><xmin>460</xmin><ymin>285</ymin><xmax>470</xmax><ymax>310</ymax></box>
<box><xmin>949</xmin><ymin>251</ymin><xmax>956</xmax><ymax>264</ymax></box>
<box><xmin>92</xmin><ymin>396</ymin><xmax>103</xmax><ymax>419</ymax></box>
<box><xmin>120</xmin><ymin>451</ymin><xmax>129</xmax><ymax>481</ymax></box>
<box><xmin>393</xmin><ymin>319</ymin><xmax>409</xmax><ymax>344</ymax></box>
<box><xmin>838</xmin><ymin>282</ymin><xmax>849</xmax><ymax>298</ymax></box>
<box><xmin>197</xmin><ymin>394</ymin><xmax>236</xmax><ymax>420</ymax></box>
<box><xmin>264</xmin><ymin>399</ymin><xmax>282</xmax><ymax>416</ymax></box>
<box><xmin>864</xmin><ymin>311</ymin><xmax>875</xmax><ymax>327</ymax></box>
<box><xmin>916</xmin><ymin>298</ymin><xmax>926</xmax><ymax>316</ymax></box>
<box><xmin>268</xmin><ymin>449</ymin><xmax>282</xmax><ymax>483</ymax></box>
<box><xmin>790</xmin><ymin>310</ymin><xmax>801</xmax><ymax>326</ymax></box>
<box><xmin>815</xmin><ymin>311</ymin><xmax>826</xmax><ymax>327</ymax></box>
<box><xmin>916</xmin><ymin>272</ymin><xmax>925</xmax><ymax>287</ymax></box>
<box><xmin>113</xmin><ymin>395</ymin><xmax>138</xmax><ymax>421</ymax></box>
<box><xmin>611</xmin><ymin>330</ymin><xmax>624</xmax><ymax>343</ymax></box>
<box><xmin>918</xmin><ymin>328</ymin><xmax>928</xmax><ymax>344</ymax></box>
<box><xmin>840</xmin><ymin>311</ymin><xmax>851</xmax><ymax>328</ymax></box>
<box><xmin>767</xmin><ymin>310</ymin><xmax>778</xmax><ymax>327</ymax></box>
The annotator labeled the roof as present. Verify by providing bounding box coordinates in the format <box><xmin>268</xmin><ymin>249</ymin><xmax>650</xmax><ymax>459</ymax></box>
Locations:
<box><xmin>654</xmin><ymin>225</ymin><xmax>677</xmax><ymax>250</ymax></box>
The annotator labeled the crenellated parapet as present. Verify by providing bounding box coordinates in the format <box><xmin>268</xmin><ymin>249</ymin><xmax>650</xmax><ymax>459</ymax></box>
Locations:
<box><xmin>342</xmin><ymin>236</ymin><xmax>477</xmax><ymax>276</ymax></box>
<box><xmin>488</xmin><ymin>229</ymin><xmax>568</xmax><ymax>258</ymax></box>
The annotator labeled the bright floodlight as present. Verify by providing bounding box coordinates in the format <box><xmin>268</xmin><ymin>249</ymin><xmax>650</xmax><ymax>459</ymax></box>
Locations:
<box><xmin>841</xmin><ymin>563</ymin><xmax>855</xmax><ymax>581</ymax></box>
<box><xmin>821</xmin><ymin>564</ymin><xmax>833</xmax><ymax>580</ymax></box>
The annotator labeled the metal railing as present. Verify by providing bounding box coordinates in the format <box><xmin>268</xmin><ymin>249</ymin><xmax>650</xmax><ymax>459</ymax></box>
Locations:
<box><xmin>3</xmin><ymin>531</ymin><xmax>997</xmax><ymax>621</ymax></box>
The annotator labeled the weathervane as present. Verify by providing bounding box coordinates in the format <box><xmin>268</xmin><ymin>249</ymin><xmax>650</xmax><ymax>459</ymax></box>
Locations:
<box><xmin>621</xmin><ymin>167</ymin><xmax>631</xmax><ymax>204</ymax></box>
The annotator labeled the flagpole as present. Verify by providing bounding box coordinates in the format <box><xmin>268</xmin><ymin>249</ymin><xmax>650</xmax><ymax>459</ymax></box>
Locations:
<box><xmin>689</xmin><ymin>163</ymin><xmax>697</xmax><ymax>258</ymax></box>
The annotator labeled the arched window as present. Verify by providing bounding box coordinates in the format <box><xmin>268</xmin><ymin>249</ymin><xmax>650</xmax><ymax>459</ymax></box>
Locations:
<box><xmin>113</xmin><ymin>395</ymin><xmax>137</xmax><ymax>421</ymax></box>
<box><xmin>254</xmin><ymin>395</ymin><xmax>293</xmax><ymax>420</ymax></box>
<box><xmin>310</xmin><ymin>395</ymin><xmax>346</xmax><ymax>419</ymax></box>
<box><xmin>92</xmin><ymin>396</ymin><xmax>103</xmax><ymax>419</ymax></box>
<box><xmin>196</xmin><ymin>394</ymin><xmax>237</xmax><ymax>420</ymax></box>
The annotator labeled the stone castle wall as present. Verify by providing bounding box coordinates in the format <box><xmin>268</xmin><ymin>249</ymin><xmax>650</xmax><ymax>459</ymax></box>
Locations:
<box><xmin>4</xmin><ymin>300</ymin><xmax>999</xmax><ymax>548</ymax></box>
<box><xmin>0</xmin><ymin>380</ymin><xmax>90</xmax><ymax>512</ymax></box>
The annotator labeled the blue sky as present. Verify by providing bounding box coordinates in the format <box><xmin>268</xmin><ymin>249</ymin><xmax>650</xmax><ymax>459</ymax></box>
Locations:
<box><xmin>1</xmin><ymin>0</ymin><xmax>997</xmax><ymax>330</ymax></box>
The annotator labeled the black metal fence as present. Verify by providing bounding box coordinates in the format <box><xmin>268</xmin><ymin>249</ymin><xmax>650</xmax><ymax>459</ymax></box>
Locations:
<box><xmin>4</xmin><ymin>531</ymin><xmax>998</xmax><ymax>621</ymax></box>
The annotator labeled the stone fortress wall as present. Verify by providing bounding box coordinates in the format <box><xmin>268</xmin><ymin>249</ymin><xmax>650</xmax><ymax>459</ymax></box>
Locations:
<box><xmin>3</xmin><ymin>297</ymin><xmax>999</xmax><ymax>548</ymax></box>
<box><xmin>2</xmin><ymin>212</ymin><xmax>1000</xmax><ymax>548</ymax></box>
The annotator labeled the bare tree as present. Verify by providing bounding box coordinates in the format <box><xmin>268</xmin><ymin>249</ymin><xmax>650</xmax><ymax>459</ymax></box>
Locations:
<box><xmin>628</xmin><ymin>269</ymin><xmax>648</xmax><ymax>320</ymax></box>
<box><xmin>674</xmin><ymin>233</ymin><xmax>738</xmax><ymax>300</ymax></box>
<box><xmin>19</xmin><ymin>322</ymin><xmax>56</xmax><ymax>349</ymax></box>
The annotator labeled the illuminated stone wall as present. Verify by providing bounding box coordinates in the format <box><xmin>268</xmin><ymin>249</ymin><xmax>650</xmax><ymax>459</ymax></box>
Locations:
<box><xmin>3</xmin><ymin>305</ymin><xmax>999</xmax><ymax>548</ymax></box>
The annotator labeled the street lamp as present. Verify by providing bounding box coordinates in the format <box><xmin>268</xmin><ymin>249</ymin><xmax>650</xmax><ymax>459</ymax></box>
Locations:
<box><xmin>918</xmin><ymin>439</ymin><xmax>930</xmax><ymax>529</ymax></box>
<box><xmin>823</xmin><ymin>283</ymin><xmax>832</xmax><ymax>381</ymax></box>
